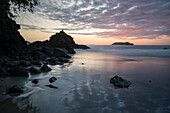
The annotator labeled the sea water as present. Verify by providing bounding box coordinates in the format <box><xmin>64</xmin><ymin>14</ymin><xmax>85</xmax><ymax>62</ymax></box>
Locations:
<box><xmin>0</xmin><ymin>45</ymin><xmax>170</xmax><ymax>113</ymax></box>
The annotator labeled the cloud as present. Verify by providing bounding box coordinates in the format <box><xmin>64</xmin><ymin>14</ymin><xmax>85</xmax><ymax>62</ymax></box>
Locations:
<box><xmin>24</xmin><ymin>0</ymin><xmax>170</xmax><ymax>40</ymax></box>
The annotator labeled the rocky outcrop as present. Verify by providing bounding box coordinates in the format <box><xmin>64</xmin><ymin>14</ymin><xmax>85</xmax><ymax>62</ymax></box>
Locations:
<box><xmin>0</xmin><ymin>13</ymin><xmax>89</xmax><ymax>77</ymax></box>
<box><xmin>0</xmin><ymin>13</ymin><xmax>28</xmax><ymax>58</ymax></box>
<box><xmin>112</xmin><ymin>42</ymin><xmax>134</xmax><ymax>45</ymax></box>
<box><xmin>110</xmin><ymin>76</ymin><xmax>131</xmax><ymax>88</ymax></box>
<box><xmin>49</xmin><ymin>30</ymin><xmax>76</xmax><ymax>48</ymax></box>
<box><xmin>29</xmin><ymin>30</ymin><xmax>90</xmax><ymax>50</ymax></box>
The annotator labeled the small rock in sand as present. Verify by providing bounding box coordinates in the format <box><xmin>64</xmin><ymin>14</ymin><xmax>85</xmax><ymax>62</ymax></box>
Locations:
<box><xmin>45</xmin><ymin>85</ymin><xmax>58</xmax><ymax>89</ymax></box>
<box><xmin>49</xmin><ymin>77</ymin><xmax>57</xmax><ymax>83</ymax></box>
<box><xmin>32</xmin><ymin>79</ymin><xmax>39</xmax><ymax>84</ymax></box>
<box><xmin>110</xmin><ymin>75</ymin><xmax>131</xmax><ymax>88</ymax></box>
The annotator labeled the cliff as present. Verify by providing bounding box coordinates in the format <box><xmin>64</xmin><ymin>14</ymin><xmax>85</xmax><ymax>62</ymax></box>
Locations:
<box><xmin>0</xmin><ymin>12</ymin><xmax>28</xmax><ymax>58</ymax></box>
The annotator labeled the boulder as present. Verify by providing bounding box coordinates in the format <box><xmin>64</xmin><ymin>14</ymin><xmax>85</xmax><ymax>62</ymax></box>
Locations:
<box><xmin>57</xmin><ymin>57</ymin><xmax>69</xmax><ymax>63</ymax></box>
<box><xmin>10</xmin><ymin>65</ymin><xmax>29</xmax><ymax>77</ymax></box>
<box><xmin>32</xmin><ymin>79</ymin><xmax>38</xmax><ymax>84</ymax></box>
<box><xmin>65</xmin><ymin>47</ymin><xmax>76</xmax><ymax>54</ymax></box>
<box><xmin>7</xmin><ymin>85</ymin><xmax>24</xmax><ymax>94</ymax></box>
<box><xmin>32</xmin><ymin>50</ymin><xmax>48</xmax><ymax>59</ymax></box>
<box><xmin>41</xmin><ymin>64</ymin><xmax>52</xmax><ymax>72</ymax></box>
<box><xmin>31</xmin><ymin>60</ymin><xmax>42</xmax><ymax>66</ymax></box>
<box><xmin>47</xmin><ymin>57</ymin><xmax>58</xmax><ymax>65</ymax></box>
<box><xmin>0</xmin><ymin>66</ymin><xmax>9</xmax><ymax>76</ymax></box>
<box><xmin>49</xmin><ymin>77</ymin><xmax>57</xmax><ymax>83</ymax></box>
<box><xmin>110</xmin><ymin>76</ymin><xmax>131</xmax><ymax>88</ymax></box>
<box><xmin>53</xmin><ymin>48</ymin><xmax>71</xmax><ymax>58</ymax></box>
<box><xmin>29</xmin><ymin>67</ymin><xmax>41</xmax><ymax>74</ymax></box>
<box><xmin>3</xmin><ymin>60</ymin><xmax>20</xmax><ymax>67</ymax></box>
<box><xmin>20</xmin><ymin>60</ymin><xmax>31</xmax><ymax>67</ymax></box>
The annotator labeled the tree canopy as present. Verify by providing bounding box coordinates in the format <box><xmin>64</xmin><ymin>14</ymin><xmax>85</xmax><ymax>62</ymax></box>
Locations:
<box><xmin>0</xmin><ymin>0</ymin><xmax>39</xmax><ymax>17</ymax></box>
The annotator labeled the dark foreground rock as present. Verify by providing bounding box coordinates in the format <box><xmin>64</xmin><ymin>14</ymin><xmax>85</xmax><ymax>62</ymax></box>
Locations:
<box><xmin>0</xmin><ymin>12</ymin><xmax>28</xmax><ymax>58</ymax></box>
<box><xmin>10</xmin><ymin>66</ymin><xmax>29</xmax><ymax>77</ymax></box>
<box><xmin>49</xmin><ymin>77</ymin><xmax>57</xmax><ymax>83</ymax></box>
<box><xmin>29</xmin><ymin>67</ymin><xmax>41</xmax><ymax>74</ymax></box>
<box><xmin>41</xmin><ymin>64</ymin><xmax>52</xmax><ymax>72</ymax></box>
<box><xmin>47</xmin><ymin>57</ymin><xmax>58</xmax><ymax>65</ymax></box>
<box><xmin>0</xmin><ymin>14</ymin><xmax>89</xmax><ymax>77</ymax></box>
<box><xmin>20</xmin><ymin>60</ymin><xmax>31</xmax><ymax>67</ymax></box>
<box><xmin>32</xmin><ymin>79</ymin><xmax>39</xmax><ymax>84</ymax></box>
<box><xmin>7</xmin><ymin>85</ymin><xmax>24</xmax><ymax>94</ymax></box>
<box><xmin>65</xmin><ymin>47</ymin><xmax>76</xmax><ymax>54</ymax></box>
<box><xmin>3</xmin><ymin>60</ymin><xmax>20</xmax><ymax>67</ymax></box>
<box><xmin>46</xmin><ymin>85</ymin><xmax>58</xmax><ymax>89</ymax></box>
<box><xmin>0</xmin><ymin>66</ymin><xmax>9</xmax><ymax>76</ymax></box>
<box><xmin>110</xmin><ymin>76</ymin><xmax>131</xmax><ymax>88</ymax></box>
<box><xmin>54</xmin><ymin>48</ymin><xmax>71</xmax><ymax>58</ymax></box>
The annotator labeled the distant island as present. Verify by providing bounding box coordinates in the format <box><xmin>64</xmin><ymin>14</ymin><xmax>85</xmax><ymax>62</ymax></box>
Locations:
<box><xmin>112</xmin><ymin>42</ymin><xmax>134</xmax><ymax>45</ymax></box>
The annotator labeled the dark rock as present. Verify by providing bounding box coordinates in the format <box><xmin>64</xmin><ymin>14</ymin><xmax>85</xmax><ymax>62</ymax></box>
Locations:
<box><xmin>32</xmin><ymin>50</ymin><xmax>48</xmax><ymax>59</ymax></box>
<box><xmin>57</xmin><ymin>57</ymin><xmax>69</xmax><ymax>63</ymax></box>
<box><xmin>32</xmin><ymin>79</ymin><xmax>38</xmax><ymax>84</ymax></box>
<box><xmin>49</xmin><ymin>77</ymin><xmax>57</xmax><ymax>83</ymax></box>
<box><xmin>47</xmin><ymin>30</ymin><xmax>90</xmax><ymax>49</ymax></box>
<box><xmin>41</xmin><ymin>46</ymin><xmax>53</xmax><ymax>56</ymax></box>
<box><xmin>0</xmin><ymin>66</ymin><xmax>9</xmax><ymax>76</ymax></box>
<box><xmin>29</xmin><ymin>67</ymin><xmax>41</xmax><ymax>74</ymax></box>
<box><xmin>10</xmin><ymin>65</ymin><xmax>29</xmax><ymax>77</ymax></box>
<box><xmin>0</xmin><ymin>13</ymin><xmax>28</xmax><ymax>58</ymax></box>
<box><xmin>20</xmin><ymin>60</ymin><xmax>31</xmax><ymax>67</ymax></box>
<box><xmin>3</xmin><ymin>60</ymin><xmax>20</xmax><ymax>67</ymax></box>
<box><xmin>7</xmin><ymin>85</ymin><xmax>24</xmax><ymax>94</ymax></box>
<box><xmin>53</xmin><ymin>48</ymin><xmax>71</xmax><ymax>58</ymax></box>
<box><xmin>45</xmin><ymin>85</ymin><xmax>58</xmax><ymax>89</ymax></box>
<box><xmin>47</xmin><ymin>57</ymin><xmax>58</xmax><ymax>65</ymax></box>
<box><xmin>41</xmin><ymin>64</ymin><xmax>52</xmax><ymax>72</ymax></box>
<box><xmin>65</xmin><ymin>47</ymin><xmax>76</xmax><ymax>54</ymax></box>
<box><xmin>49</xmin><ymin>30</ymin><xmax>76</xmax><ymax>48</ymax></box>
<box><xmin>112</xmin><ymin>42</ymin><xmax>134</xmax><ymax>45</ymax></box>
<box><xmin>31</xmin><ymin>60</ymin><xmax>42</xmax><ymax>66</ymax></box>
<box><xmin>75</xmin><ymin>45</ymin><xmax>90</xmax><ymax>49</ymax></box>
<box><xmin>110</xmin><ymin>76</ymin><xmax>131</xmax><ymax>88</ymax></box>
<box><xmin>164</xmin><ymin>47</ymin><xmax>167</xmax><ymax>49</ymax></box>
<box><xmin>41</xmin><ymin>60</ymin><xmax>49</xmax><ymax>65</ymax></box>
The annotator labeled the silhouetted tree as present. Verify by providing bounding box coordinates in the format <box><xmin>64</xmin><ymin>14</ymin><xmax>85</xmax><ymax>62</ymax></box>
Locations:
<box><xmin>0</xmin><ymin>0</ymin><xmax>39</xmax><ymax>17</ymax></box>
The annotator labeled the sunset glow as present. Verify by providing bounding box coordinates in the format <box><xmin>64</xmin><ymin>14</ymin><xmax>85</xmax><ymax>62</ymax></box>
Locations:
<box><xmin>16</xmin><ymin>0</ymin><xmax>170</xmax><ymax>45</ymax></box>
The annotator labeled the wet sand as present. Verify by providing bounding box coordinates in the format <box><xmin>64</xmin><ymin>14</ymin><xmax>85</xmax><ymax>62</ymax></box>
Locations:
<box><xmin>0</xmin><ymin>47</ymin><xmax>170</xmax><ymax>113</ymax></box>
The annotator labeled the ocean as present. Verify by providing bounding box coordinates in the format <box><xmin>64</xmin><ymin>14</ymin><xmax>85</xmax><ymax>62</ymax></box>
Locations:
<box><xmin>0</xmin><ymin>45</ymin><xmax>170</xmax><ymax>113</ymax></box>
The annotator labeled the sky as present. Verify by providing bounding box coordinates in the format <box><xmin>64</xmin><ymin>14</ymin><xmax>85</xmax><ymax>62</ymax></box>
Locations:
<box><xmin>16</xmin><ymin>0</ymin><xmax>170</xmax><ymax>45</ymax></box>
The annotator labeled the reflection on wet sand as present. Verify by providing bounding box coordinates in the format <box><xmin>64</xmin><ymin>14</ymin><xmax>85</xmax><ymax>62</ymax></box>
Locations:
<box><xmin>0</xmin><ymin>49</ymin><xmax>170</xmax><ymax>113</ymax></box>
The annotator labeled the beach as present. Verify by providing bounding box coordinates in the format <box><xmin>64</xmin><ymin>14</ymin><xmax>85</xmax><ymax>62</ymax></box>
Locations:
<box><xmin>0</xmin><ymin>45</ymin><xmax>170</xmax><ymax>113</ymax></box>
